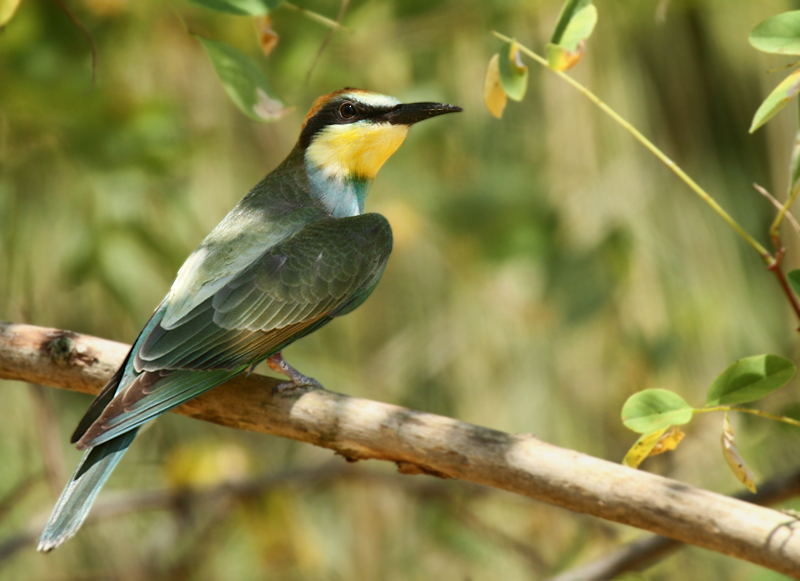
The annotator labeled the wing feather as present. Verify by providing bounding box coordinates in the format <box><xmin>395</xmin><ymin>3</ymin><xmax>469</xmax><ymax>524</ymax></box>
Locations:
<box><xmin>77</xmin><ymin>214</ymin><xmax>393</xmax><ymax>449</ymax></box>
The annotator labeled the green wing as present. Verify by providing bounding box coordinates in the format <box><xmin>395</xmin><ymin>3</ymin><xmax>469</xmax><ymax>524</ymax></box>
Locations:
<box><xmin>160</xmin><ymin>160</ymin><xmax>324</xmax><ymax>329</ymax></box>
<box><xmin>77</xmin><ymin>214</ymin><xmax>392</xmax><ymax>448</ymax></box>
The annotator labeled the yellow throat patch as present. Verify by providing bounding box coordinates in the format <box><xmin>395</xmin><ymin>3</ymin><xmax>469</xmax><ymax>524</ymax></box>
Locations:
<box><xmin>306</xmin><ymin>121</ymin><xmax>410</xmax><ymax>181</ymax></box>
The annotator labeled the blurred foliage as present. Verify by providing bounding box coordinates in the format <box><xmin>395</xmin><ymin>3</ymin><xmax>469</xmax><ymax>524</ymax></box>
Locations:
<box><xmin>3</xmin><ymin>0</ymin><xmax>800</xmax><ymax>579</ymax></box>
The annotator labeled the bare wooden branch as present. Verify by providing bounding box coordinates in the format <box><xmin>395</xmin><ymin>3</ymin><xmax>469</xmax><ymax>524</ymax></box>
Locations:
<box><xmin>550</xmin><ymin>467</ymin><xmax>800</xmax><ymax>581</ymax></box>
<box><xmin>3</xmin><ymin>321</ymin><xmax>800</xmax><ymax>578</ymax></box>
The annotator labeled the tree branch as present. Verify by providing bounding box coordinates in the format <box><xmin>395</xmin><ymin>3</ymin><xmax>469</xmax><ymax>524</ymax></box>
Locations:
<box><xmin>3</xmin><ymin>322</ymin><xmax>800</xmax><ymax>577</ymax></box>
<box><xmin>549</xmin><ymin>467</ymin><xmax>800</xmax><ymax>580</ymax></box>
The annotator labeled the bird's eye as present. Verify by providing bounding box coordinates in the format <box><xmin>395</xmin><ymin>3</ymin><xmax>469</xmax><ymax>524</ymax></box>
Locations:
<box><xmin>339</xmin><ymin>102</ymin><xmax>357</xmax><ymax>119</ymax></box>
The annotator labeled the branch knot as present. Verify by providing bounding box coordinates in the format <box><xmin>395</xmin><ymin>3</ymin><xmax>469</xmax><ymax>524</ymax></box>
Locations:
<box><xmin>44</xmin><ymin>331</ymin><xmax>96</xmax><ymax>367</ymax></box>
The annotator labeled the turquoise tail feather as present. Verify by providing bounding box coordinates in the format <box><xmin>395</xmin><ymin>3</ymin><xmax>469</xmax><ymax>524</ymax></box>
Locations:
<box><xmin>37</xmin><ymin>430</ymin><xmax>138</xmax><ymax>552</ymax></box>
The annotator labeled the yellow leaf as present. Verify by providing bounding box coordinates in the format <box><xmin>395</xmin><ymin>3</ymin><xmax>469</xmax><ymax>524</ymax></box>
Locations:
<box><xmin>484</xmin><ymin>53</ymin><xmax>507</xmax><ymax>119</ymax></box>
<box><xmin>255</xmin><ymin>15</ymin><xmax>279</xmax><ymax>57</ymax></box>
<box><xmin>0</xmin><ymin>0</ymin><xmax>21</xmax><ymax>27</ymax></box>
<box><xmin>622</xmin><ymin>427</ymin><xmax>669</xmax><ymax>468</ymax></box>
<box><xmin>649</xmin><ymin>425</ymin><xmax>685</xmax><ymax>456</ymax></box>
<box><xmin>546</xmin><ymin>40</ymin><xmax>586</xmax><ymax>72</ymax></box>
<box><xmin>721</xmin><ymin>413</ymin><xmax>757</xmax><ymax>493</ymax></box>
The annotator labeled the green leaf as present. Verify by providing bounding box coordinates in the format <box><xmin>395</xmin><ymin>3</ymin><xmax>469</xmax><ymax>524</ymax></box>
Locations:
<box><xmin>550</xmin><ymin>0</ymin><xmax>592</xmax><ymax>46</ymax></box>
<box><xmin>557</xmin><ymin>4</ymin><xmax>597</xmax><ymax>52</ymax></box>
<box><xmin>750</xmin><ymin>68</ymin><xmax>800</xmax><ymax>133</ymax></box>
<box><xmin>705</xmin><ymin>355</ymin><xmax>796</xmax><ymax>407</ymax></box>
<box><xmin>196</xmin><ymin>36</ymin><xmax>287</xmax><ymax>122</ymax></box>
<box><xmin>750</xmin><ymin>11</ymin><xmax>800</xmax><ymax>55</ymax></box>
<box><xmin>498</xmin><ymin>41</ymin><xmax>528</xmax><ymax>102</ymax></box>
<box><xmin>621</xmin><ymin>389</ymin><xmax>694</xmax><ymax>434</ymax></box>
<box><xmin>788</xmin><ymin>269</ymin><xmax>800</xmax><ymax>297</ymax></box>
<box><xmin>546</xmin><ymin>0</ymin><xmax>596</xmax><ymax>71</ymax></box>
<box><xmin>187</xmin><ymin>0</ymin><xmax>283</xmax><ymax>16</ymax></box>
<box><xmin>791</xmin><ymin>127</ymin><xmax>800</xmax><ymax>187</ymax></box>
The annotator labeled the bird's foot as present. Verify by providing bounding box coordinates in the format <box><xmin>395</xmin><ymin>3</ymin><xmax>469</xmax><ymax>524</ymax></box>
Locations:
<box><xmin>266</xmin><ymin>352</ymin><xmax>326</xmax><ymax>396</ymax></box>
<box><xmin>272</xmin><ymin>376</ymin><xmax>325</xmax><ymax>396</ymax></box>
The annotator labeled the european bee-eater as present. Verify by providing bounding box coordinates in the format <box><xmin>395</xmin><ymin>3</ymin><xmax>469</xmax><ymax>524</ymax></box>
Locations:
<box><xmin>38</xmin><ymin>89</ymin><xmax>461</xmax><ymax>551</ymax></box>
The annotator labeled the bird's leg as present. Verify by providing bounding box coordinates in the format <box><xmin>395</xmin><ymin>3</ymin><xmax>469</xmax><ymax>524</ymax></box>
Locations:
<box><xmin>266</xmin><ymin>352</ymin><xmax>325</xmax><ymax>395</ymax></box>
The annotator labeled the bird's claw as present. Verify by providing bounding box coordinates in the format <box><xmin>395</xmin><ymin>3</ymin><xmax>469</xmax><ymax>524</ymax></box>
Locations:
<box><xmin>272</xmin><ymin>376</ymin><xmax>325</xmax><ymax>396</ymax></box>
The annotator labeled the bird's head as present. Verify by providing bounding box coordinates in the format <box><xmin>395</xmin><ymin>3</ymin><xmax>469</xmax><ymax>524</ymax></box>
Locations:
<box><xmin>299</xmin><ymin>89</ymin><xmax>461</xmax><ymax>183</ymax></box>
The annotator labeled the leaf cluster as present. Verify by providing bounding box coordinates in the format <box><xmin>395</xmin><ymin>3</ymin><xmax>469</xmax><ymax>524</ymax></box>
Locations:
<box><xmin>620</xmin><ymin>355</ymin><xmax>796</xmax><ymax>492</ymax></box>
<box><xmin>483</xmin><ymin>0</ymin><xmax>596</xmax><ymax>119</ymax></box>
<box><xmin>750</xmin><ymin>11</ymin><xmax>800</xmax><ymax>132</ymax></box>
<box><xmin>181</xmin><ymin>0</ymin><xmax>343</xmax><ymax>122</ymax></box>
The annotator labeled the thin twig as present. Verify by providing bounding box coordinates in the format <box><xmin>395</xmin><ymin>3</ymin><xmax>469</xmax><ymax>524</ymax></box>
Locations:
<box><xmin>766</xmin><ymin>62</ymin><xmax>800</xmax><ymax>74</ymax></box>
<box><xmin>750</xmin><ymin>184</ymin><xmax>800</xmax><ymax>324</ymax></box>
<box><xmin>490</xmin><ymin>32</ymin><xmax>800</xmax><ymax>326</ymax></box>
<box><xmin>304</xmin><ymin>0</ymin><xmax>350</xmax><ymax>87</ymax></box>
<box><xmin>50</xmin><ymin>0</ymin><xmax>97</xmax><ymax>84</ymax></box>
<box><xmin>754</xmin><ymin>183</ymin><xmax>800</xmax><ymax>237</ymax></box>
<box><xmin>283</xmin><ymin>3</ymin><xmax>352</xmax><ymax>33</ymax></box>
<box><xmin>695</xmin><ymin>406</ymin><xmax>800</xmax><ymax>429</ymax></box>
<box><xmin>767</xmin><ymin>218</ymin><xmax>800</xmax><ymax>325</ymax></box>
<box><xmin>491</xmin><ymin>32</ymin><xmax>773</xmax><ymax>263</ymax></box>
<box><xmin>767</xmin><ymin>252</ymin><xmax>800</xmax><ymax>327</ymax></box>
<box><xmin>769</xmin><ymin>130</ymin><xmax>800</xmax><ymax>239</ymax></box>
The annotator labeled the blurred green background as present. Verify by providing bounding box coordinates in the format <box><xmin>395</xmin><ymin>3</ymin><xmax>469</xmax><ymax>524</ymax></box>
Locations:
<box><xmin>3</xmin><ymin>0</ymin><xmax>800</xmax><ymax>579</ymax></box>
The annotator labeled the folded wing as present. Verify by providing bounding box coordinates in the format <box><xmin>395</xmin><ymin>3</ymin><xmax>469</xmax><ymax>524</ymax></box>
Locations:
<box><xmin>75</xmin><ymin>214</ymin><xmax>393</xmax><ymax>448</ymax></box>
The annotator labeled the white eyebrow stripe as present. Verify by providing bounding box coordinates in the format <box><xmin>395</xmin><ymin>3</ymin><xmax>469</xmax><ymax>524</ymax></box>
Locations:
<box><xmin>342</xmin><ymin>92</ymin><xmax>400</xmax><ymax>109</ymax></box>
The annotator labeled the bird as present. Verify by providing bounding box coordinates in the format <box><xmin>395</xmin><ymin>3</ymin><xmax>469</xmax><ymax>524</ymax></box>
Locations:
<box><xmin>37</xmin><ymin>88</ymin><xmax>461</xmax><ymax>551</ymax></box>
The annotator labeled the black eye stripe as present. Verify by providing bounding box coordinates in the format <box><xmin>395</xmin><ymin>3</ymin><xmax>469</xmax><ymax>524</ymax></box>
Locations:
<box><xmin>298</xmin><ymin>99</ymin><xmax>397</xmax><ymax>148</ymax></box>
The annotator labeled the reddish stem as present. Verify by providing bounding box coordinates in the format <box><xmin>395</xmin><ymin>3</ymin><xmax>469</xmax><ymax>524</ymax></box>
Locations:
<box><xmin>767</xmin><ymin>233</ymin><xmax>800</xmax><ymax>328</ymax></box>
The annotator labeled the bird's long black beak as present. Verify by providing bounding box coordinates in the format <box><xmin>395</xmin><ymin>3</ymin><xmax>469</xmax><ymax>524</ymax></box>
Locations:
<box><xmin>384</xmin><ymin>102</ymin><xmax>463</xmax><ymax>125</ymax></box>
